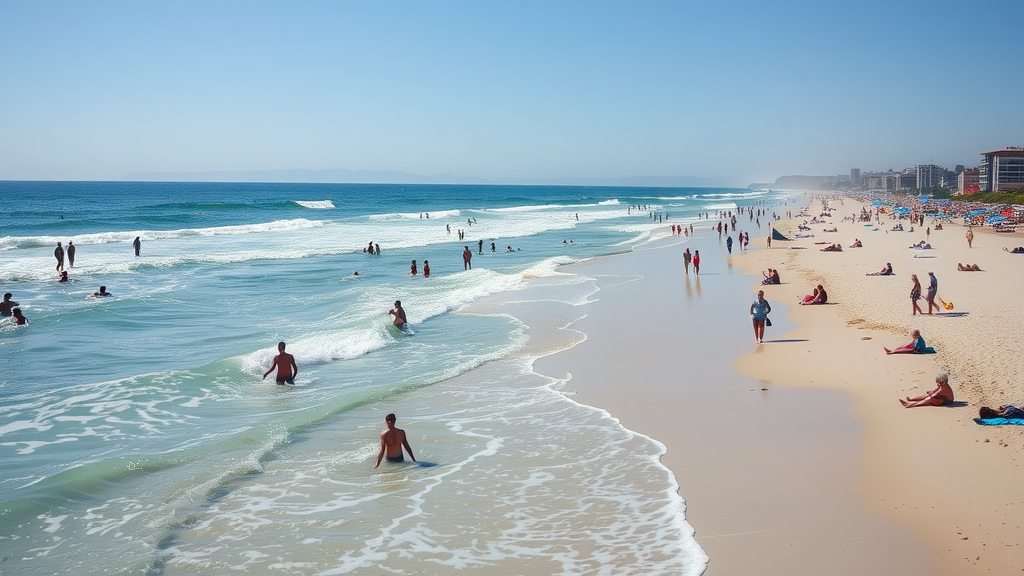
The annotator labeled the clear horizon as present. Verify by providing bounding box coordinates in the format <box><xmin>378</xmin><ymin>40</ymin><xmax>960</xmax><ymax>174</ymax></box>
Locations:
<box><xmin>2</xmin><ymin>1</ymin><xmax>1021</xmax><ymax>184</ymax></box>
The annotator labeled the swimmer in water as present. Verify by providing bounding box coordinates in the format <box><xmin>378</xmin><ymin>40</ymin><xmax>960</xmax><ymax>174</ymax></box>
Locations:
<box><xmin>373</xmin><ymin>413</ymin><xmax>416</xmax><ymax>469</ymax></box>
<box><xmin>1</xmin><ymin>293</ymin><xmax>18</xmax><ymax>316</ymax></box>
<box><xmin>423</xmin><ymin>260</ymin><xmax>430</xmax><ymax>278</ymax></box>
<box><xmin>262</xmin><ymin>341</ymin><xmax>298</xmax><ymax>385</ymax></box>
<box><xmin>389</xmin><ymin>300</ymin><xmax>407</xmax><ymax>328</ymax></box>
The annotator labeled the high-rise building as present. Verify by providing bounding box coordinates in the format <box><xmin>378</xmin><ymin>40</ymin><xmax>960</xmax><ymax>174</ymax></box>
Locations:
<box><xmin>899</xmin><ymin>168</ymin><xmax>917</xmax><ymax>190</ymax></box>
<box><xmin>979</xmin><ymin>148</ymin><xmax>1024</xmax><ymax>192</ymax></box>
<box><xmin>850</xmin><ymin>168</ymin><xmax>861</xmax><ymax>186</ymax></box>
<box><xmin>916</xmin><ymin>165</ymin><xmax>944</xmax><ymax>192</ymax></box>
<box><xmin>958</xmin><ymin>168</ymin><xmax>980</xmax><ymax>195</ymax></box>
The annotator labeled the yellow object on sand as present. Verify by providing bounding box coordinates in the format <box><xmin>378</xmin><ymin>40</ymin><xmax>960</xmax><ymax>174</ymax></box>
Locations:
<box><xmin>940</xmin><ymin>297</ymin><xmax>954</xmax><ymax>310</ymax></box>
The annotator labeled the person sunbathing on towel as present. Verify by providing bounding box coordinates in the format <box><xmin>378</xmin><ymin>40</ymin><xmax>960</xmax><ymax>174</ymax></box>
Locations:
<box><xmin>799</xmin><ymin>285</ymin><xmax>827</xmax><ymax>305</ymax></box>
<box><xmin>1004</xmin><ymin>247</ymin><xmax>1024</xmax><ymax>254</ymax></box>
<box><xmin>900</xmin><ymin>372</ymin><xmax>954</xmax><ymax>408</ymax></box>
<box><xmin>867</xmin><ymin>263</ymin><xmax>893</xmax><ymax>276</ymax></box>
<box><xmin>820</xmin><ymin>243</ymin><xmax>842</xmax><ymax>252</ymax></box>
<box><xmin>884</xmin><ymin>328</ymin><xmax>933</xmax><ymax>354</ymax></box>
<box><xmin>978</xmin><ymin>405</ymin><xmax>1024</xmax><ymax>419</ymax></box>
<box><xmin>957</xmin><ymin>263</ymin><xmax>982</xmax><ymax>271</ymax></box>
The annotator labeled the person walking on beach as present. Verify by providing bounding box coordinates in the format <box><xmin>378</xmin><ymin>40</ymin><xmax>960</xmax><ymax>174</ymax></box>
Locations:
<box><xmin>133</xmin><ymin>236</ymin><xmax>141</xmax><ymax>257</ymax></box>
<box><xmin>373</xmin><ymin>413</ymin><xmax>416</xmax><ymax>469</ymax></box>
<box><xmin>463</xmin><ymin>246</ymin><xmax>472</xmax><ymax>270</ymax></box>
<box><xmin>966</xmin><ymin>226</ymin><xmax>974</xmax><ymax>248</ymax></box>
<box><xmin>54</xmin><ymin>242</ymin><xmax>65</xmax><ymax>272</ymax></box>
<box><xmin>262</xmin><ymin>341</ymin><xmax>298</xmax><ymax>385</ymax></box>
<box><xmin>478</xmin><ymin>239</ymin><xmax>483</xmax><ymax>254</ymax></box>
<box><xmin>67</xmin><ymin>241</ymin><xmax>76</xmax><ymax>267</ymax></box>
<box><xmin>750</xmin><ymin>290</ymin><xmax>771</xmax><ymax>344</ymax></box>
<box><xmin>682</xmin><ymin>248</ymin><xmax>692</xmax><ymax>274</ymax></box>
<box><xmin>389</xmin><ymin>300</ymin><xmax>407</xmax><ymax>328</ymax></box>
<box><xmin>410</xmin><ymin>260</ymin><xmax>418</xmax><ymax>276</ymax></box>
<box><xmin>925</xmin><ymin>272</ymin><xmax>939</xmax><ymax>315</ymax></box>
<box><xmin>910</xmin><ymin>274</ymin><xmax>924</xmax><ymax>316</ymax></box>
<box><xmin>726</xmin><ymin>235</ymin><xmax>733</xmax><ymax>254</ymax></box>
<box><xmin>423</xmin><ymin>260</ymin><xmax>430</xmax><ymax>278</ymax></box>
<box><xmin>692</xmin><ymin>250</ymin><xmax>700</xmax><ymax>275</ymax></box>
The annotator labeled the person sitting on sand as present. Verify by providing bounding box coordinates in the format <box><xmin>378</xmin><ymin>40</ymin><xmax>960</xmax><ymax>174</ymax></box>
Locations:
<box><xmin>820</xmin><ymin>243</ymin><xmax>842</xmax><ymax>252</ymax></box>
<box><xmin>978</xmin><ymin>405</ymin><xmax>1024</xmax><ymax>420</ymax></box>
<box><xmin>934</xmin><ymin>222</ymin><xmax>943</xmax><ymax>230</ymax></box>
<box><xmin>761</xmin><ymin>268</ymin><xmax>780</xmax><ymax>285</ymax></box>
<box><xmin>884</xmin><ymin>328</ymin><xmax>935</xmax><ymax>354</ymax></box>
<box><xmin>799</xmin><ymin>284</ymin><xmax>827</xmax><ymax>305</ymax></box>
<box><xmin>867</xmin><ymin>263</ymin><xmax>893</xmax><ymax>276</ymax></box>
<box><xmin>900</xmin><ymin>372</ymin><xmax>954</xmax><ymax>408</ymax></box>
<box><xmin>957</xmin><ymin>263</ymin><xmax>983</xmax><ymax>271</ymax></box>
<box><xmin>849</xmin><ymin>238</ymin><xmax>863</xmax><ymax>248</ymax></box>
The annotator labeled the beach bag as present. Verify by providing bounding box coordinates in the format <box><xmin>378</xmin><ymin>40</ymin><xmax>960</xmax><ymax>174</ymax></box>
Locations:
<box><xmin>765</xmin><ymin>317</ymin><xmax>772</xmax><ymax>327</ymax></box>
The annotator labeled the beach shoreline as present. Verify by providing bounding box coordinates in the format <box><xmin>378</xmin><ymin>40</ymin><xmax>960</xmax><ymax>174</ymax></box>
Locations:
<box><xmin>534</xmin><ymin>197</ymin><xmax>1024</xmax><ymax>574</ymax></box>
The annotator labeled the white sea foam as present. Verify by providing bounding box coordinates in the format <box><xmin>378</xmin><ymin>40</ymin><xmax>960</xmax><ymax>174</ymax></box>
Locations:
<box><xmin>294</xmin><ymin>200</ymin><xmax>335</xmax><ymax>209</ymax></box>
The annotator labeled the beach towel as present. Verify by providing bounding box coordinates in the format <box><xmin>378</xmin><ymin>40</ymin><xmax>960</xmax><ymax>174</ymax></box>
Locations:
<box><xmin>772</xmin><ymin>228</ymin><xmax>791</xmax><ymax>241</ymax></box>
<box><xmin>973</xmin><ymin>418</ymin><xmax>1024</xmax><ymax>426</ymax></box>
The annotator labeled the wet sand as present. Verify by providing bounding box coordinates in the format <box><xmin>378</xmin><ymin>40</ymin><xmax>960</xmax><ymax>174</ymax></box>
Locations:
<box><xmin>534</xmin><ymin>229</ymin><xmax>936</xmax><ymax>575</ymax></box>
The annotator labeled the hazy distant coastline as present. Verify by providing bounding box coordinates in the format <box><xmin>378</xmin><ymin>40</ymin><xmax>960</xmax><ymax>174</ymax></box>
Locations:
<box><xmin>123</xmin><ymin>168</ymin><xmax>735</xmax><ymax>188</ymax></box>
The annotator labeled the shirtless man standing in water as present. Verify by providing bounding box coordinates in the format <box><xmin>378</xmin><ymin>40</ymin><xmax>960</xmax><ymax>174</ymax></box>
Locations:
<box><xmin>262</xmin><ymin>341</ymin><xmax>298</xmax><ymax>385</ymax></box>
<box><xmin>388</xmin><ymin>300</ymin><xmax>407</xmax><ymax>328</ymax></box>
<box><xmin>373</xmin><ymin>413</ymin><xmax>416</xmax><ymax>468</ymax></box>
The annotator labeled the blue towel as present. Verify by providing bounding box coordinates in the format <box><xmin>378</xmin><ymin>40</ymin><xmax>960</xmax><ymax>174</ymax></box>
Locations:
<box><xmin>921</xmin><ymin>347</ymin><xmax>936</xmax><ymax>354</ymax></box>
<box><xmin>974</xmin><ymin>418</ymin><xmax>1024</xmax><ymax>426</ymax></box>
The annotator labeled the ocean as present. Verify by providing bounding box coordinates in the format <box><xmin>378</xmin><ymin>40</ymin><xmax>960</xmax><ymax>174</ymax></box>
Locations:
<box><xmin>0</xmin><ymin>181</ymin><xmax>789</xmax><ymax>575</ymax></box>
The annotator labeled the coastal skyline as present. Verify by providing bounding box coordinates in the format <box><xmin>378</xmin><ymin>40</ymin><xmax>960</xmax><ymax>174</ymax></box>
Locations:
<box><xmin>2</xmin><ymin>1</ymin><xmax>1022</xmax><ymax>185</ymax></box>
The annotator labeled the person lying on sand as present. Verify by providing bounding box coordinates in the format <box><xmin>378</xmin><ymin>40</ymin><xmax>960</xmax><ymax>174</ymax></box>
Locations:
<box><xmin>820</xmin><ymin>243</ymin><xmax>842</xmax><ymax>252</ymax></box>
<box><xmin>901</xmin><ymin>372</ymin><xmax>954</xmax><ymax>408</ymax></box>
<box><xmin>957</xmin><ymin>263</ymin><xmax>983</xmax><ymax>271</ymax></box>
<box><xmin>978</xmin><ymin>405</ymin><xmax>1024</xmax><ymax>419</ymax></box>
<box><xmin>1004</xmin><ymin>247</ymin><xmax>1024</xmax><ymax>254</ymax></box>
<box><xmin>884</xmin><ymin>328</ymin><xmax>935</xmax><ymax>354</ymax></box>
<box><xmin>909</xmin><ymin>240</ymin><xmax>931</xmax><ymax>249</ymax></box>
<box><xmin>799</xmin><ymin>285</ymin><xmax>827</xmax><ymax>305</ymax></box>
<box><xmin>867</xmin><ymin>263</ymin><xmax>893</xmax><ymax>276</ymax></box>
<box><xmin>822</xmin><ymin>227</ymin><xmax>838</xmax><ymax>233</ymax></box>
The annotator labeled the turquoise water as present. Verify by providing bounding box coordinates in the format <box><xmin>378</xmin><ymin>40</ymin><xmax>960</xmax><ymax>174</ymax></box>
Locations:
<box><xmin>0</xmin><ymin>181</ymin><xmax>786</xmax><ymax>574</ymax></box>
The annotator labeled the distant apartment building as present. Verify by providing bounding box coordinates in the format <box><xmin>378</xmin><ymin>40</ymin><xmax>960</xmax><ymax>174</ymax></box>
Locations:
<box><xmin>850</xmin><ymin>168</ymin><xmax>861</xmax><ymax>186</ymax></box>
<box><xmin>915</xmin><ymin>164</ymin><xmax>944</xmax><ymax>191</ymax></box>
<box><xmin>979</xmin><ymin>147</ymin><xmax>1024</xmax><ymax>192</ymax></box>
<box><xmin>898</xmin><ymin>168</ymin><xmax>917</xmax><ymax>190</ymax></box>
<box><xmin>958</xmin><ymin>168</ymin><xmax>980</xmax><ymax>195</ymax></box>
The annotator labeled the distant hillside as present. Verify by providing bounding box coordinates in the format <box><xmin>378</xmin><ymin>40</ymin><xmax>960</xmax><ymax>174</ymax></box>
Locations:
<box><xmin>771</xmin><ymin>175</ymin><xmax>832</xmax><ymax>190</ymax></box>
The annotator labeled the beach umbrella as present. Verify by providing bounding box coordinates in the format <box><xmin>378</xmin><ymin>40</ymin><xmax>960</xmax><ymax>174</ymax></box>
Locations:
<box><xmin>987</xmin><ymin>215</ymin><xmax>1007</xmax><ymax>224</ymax></box>
<box><xmin>870</xmin><ymin>200</ymin><xmax>884</xmax><ymax>207</ymax></box>
<box><xmin>968</xmin><ymin>209</ymin><xmax>987</xmax><ymax>216</ymax></box>
<box><xmin>894</xmin><ymin>207</ymin><xmax>911</xmax><ymax>214</ymax></box>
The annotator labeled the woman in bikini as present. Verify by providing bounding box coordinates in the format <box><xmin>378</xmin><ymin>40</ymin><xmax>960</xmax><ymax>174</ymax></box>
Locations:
<box><xmin>910</xmin><ymin>274</ymin><xmax>923</xmax><ymax>315</ymax></box>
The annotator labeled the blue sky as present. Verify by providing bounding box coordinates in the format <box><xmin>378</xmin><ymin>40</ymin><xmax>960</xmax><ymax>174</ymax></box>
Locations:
<box><xmin>1</xmin><ymin>0</ymin><xmax>1021</xmax><ymax>185</ymax></box>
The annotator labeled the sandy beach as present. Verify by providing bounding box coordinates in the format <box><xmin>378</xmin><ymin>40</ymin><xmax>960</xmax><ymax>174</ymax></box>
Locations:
<box><xmin>535</xmin><ymin>198</ymin><xmax>1024</xmax><ymax>575</ymax></box>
